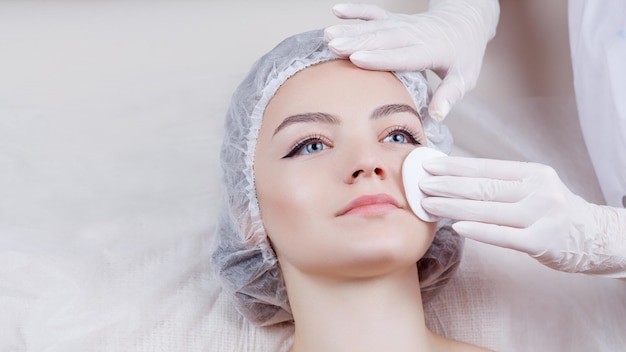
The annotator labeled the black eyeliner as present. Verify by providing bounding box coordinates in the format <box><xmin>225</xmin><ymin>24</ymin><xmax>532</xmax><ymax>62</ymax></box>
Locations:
<box><xmin>282</xmin><ymin>138</ymin><xmax>313</xmax><ymax>158</ymax></box>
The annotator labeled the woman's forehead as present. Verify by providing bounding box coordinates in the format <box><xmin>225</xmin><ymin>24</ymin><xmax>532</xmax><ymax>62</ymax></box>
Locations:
<box><xmin>264</xmin><ymin>60</ymin><xmax>416</xmax><ymax>123</ymax></box>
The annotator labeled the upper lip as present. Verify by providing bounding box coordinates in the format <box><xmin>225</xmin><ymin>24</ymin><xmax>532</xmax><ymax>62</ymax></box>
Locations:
<box><xmin>336</xmin><ymin>193</ymin><xmax>400</xmax><ymax>216</ymax></box>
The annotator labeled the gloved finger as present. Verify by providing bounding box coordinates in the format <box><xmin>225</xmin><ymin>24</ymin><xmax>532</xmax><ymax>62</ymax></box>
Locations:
<box><xmin>428</xmin><ymin>69</ymin><xmax>465</xmax><ymax>121</ymax></box>
<box><xmin>419</xmin><ymin>176</ymin><xmax>528</xmax><ymax>202</ymax></box>
<box><xmin>421</xmin><ymin>197</ymin><xmax>533</xmax><ymax>228</ymax></box>
<box><xmin>452</xmin><ymin>221</ymin><xmax>539</xmax><ymax>255</ymax></box>
<box><xmin>325</xmin><ymin>20</ymin><xmax>398</xmax><ymax>41</ymax></box>
<box><xmin>348</xmin><ymin>46</ymin><xmax>431</xmax><ymax>71</ymax></box>
<box><xmin>331</xmin><ymin>3</ymin><xmax>390</xmax><ymax>21</ymax></box>
<box><xmin>328</xmin><ymin>25</ymin><xmax>421</xmax><ymax>56</ymax></box>
<box><xmin>423</xmin><ymin>157</ymin><xmax>540</xmax><ymax>180</ymax></box>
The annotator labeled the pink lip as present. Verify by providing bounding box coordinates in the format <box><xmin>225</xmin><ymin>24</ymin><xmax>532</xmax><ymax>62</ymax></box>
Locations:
<box><xmin>337</xmin><ymin>193</ymin><xmax>401</xmax><ymax>217</ymax></box>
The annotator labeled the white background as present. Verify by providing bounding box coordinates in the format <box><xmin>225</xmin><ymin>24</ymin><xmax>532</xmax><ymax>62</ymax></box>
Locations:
<box><xmin>0</xmin><ymin>1</ymin><xmax>622</xmax><ymax>351</ymax></box>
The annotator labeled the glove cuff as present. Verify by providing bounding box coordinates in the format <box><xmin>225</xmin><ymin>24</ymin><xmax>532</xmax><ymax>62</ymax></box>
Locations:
<box><xmin>584</xmin><ymin>205</ymin><xmax>626</xmax><ymax>278</ymax></box>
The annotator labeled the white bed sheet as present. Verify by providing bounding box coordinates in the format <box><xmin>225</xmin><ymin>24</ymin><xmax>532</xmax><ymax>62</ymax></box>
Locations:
<box><xmin>1</xmin><ymin>1</ymin><xmax>624</xmax><ymax>351</ymax></box>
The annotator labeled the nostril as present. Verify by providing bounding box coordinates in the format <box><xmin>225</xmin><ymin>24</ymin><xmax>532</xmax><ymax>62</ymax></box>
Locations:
<box><xmin>352</xmin><ymin>170</ymin><xmax>362</xmax><ymax>178</ymax></box>
<box><xmin>374</xmin><ymin>168</ymin><xmax>383</xmax><ymax>175</ymax></box>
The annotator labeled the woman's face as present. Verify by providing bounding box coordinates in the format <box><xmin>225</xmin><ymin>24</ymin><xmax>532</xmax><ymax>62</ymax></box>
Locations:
<box><xmin>255</xmin><ymin>60</ymin><xmax>436</xmax><ymax>280</ymax></box>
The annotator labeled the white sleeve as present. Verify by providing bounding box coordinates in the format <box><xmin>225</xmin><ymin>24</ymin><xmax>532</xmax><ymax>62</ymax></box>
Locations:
<box><xmin>568</xmin><ymin>0</ymin><xmax>626</xmax><ymax>208</ymax></box>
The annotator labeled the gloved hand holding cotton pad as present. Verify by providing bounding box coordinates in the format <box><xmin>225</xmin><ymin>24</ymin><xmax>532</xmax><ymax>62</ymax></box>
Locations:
<box><xmin>402</xmin><ymin>147</ymin><xmax>448</xmax><ymax>222</ymax></box>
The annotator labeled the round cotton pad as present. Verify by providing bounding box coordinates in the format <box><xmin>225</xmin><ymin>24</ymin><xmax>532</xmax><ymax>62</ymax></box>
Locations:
<box><xmin>402</xmin><ymin>147</ymin><xmax>448</xmax><ymax>222</ymax></box>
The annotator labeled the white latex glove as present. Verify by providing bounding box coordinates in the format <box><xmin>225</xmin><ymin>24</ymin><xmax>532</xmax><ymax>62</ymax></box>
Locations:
<box><xmin>324</xmin><ymin>0</ymin><xmax>500</xmax><ymax>121</ymax></box>
<box><xmin>418</xmin><ymin>157</ymin><xmax>626</xmax><ymax>278</ymax></box>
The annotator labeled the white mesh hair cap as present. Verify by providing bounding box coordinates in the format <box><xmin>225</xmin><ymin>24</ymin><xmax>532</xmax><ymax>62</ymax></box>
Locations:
<box><xmin>211</xmin><ymin>29</ymin><xmax>459</xmax><ymax>326</ymax></box>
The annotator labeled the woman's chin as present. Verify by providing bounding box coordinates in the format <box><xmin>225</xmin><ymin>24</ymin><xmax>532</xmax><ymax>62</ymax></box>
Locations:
<box><xmin>305</xmin><ymin>241</ymin><xmax>430</xmax><ymax>280</ymax></box>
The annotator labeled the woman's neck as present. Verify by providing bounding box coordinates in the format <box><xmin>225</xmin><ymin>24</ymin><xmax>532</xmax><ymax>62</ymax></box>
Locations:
<box><xmin>285</xmin><ymin>265</ymin><xmax>438</xmax><ymax>352</ymax></box>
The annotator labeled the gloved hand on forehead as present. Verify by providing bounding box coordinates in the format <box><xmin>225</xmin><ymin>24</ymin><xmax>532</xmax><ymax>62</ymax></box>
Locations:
<box><xmin>418</xmin><ymin>157</ymin><xmax>626</xmax><ymax>278</ymax></box>
<box><xmin>324</xmin><ymin>0</ymin><xmax>500</xmax><ymax>122</ymax></box>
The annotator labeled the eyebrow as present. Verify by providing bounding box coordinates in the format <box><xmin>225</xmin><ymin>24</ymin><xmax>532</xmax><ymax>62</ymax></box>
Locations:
<box><xmin>371</xmin><ymin>104</ymin><xmax>420</xmax><ymax>120</ymax></box>
<box><xmin>272</xmin><ymin>104</ymin><xmax>421</xmax><ymax>137</ymax></box>
<box><xmin>273</xmin><ymin>112</ymin><xmax>339</xmax><ymax>136</ymax></box>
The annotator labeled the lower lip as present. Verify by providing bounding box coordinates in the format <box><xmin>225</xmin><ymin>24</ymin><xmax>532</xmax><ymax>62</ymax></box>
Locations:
<box><xmin>344</xmin><ymin>203</ymin><xmax>398</xmax><ymax>217</ymax></box>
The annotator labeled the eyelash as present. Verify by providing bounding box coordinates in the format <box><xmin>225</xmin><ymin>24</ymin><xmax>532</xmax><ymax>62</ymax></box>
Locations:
<box><xmin>281</xmin><ymin>125</ymin><xmax>423</xmax><ymax>159</ymax></box>
<box><xmin>282</xmin><ymin>134</ymin><xmax>331</xmax><ymax>159</ymax></box>
<box><xmin>383</xmin><ymin>125</ymin><xmax>423</xmax><ymax>145</ymax></box>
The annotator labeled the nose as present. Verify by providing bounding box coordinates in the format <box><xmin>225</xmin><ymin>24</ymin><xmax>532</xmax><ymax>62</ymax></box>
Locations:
<box><xmin>345</xmin><ymin>151</ymin><xmax>387</xmax><ymax>184</ymax></box>
<box><xmin>351</xmin><ymin>167</ymin><xmax>385</xmax><ymax>179</ymax></box>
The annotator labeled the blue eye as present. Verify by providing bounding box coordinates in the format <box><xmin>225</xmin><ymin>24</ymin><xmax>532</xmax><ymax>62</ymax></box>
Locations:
<box><xmin>383</xmin><ymin>127</ymin><xmax>421</xmax><ymax>145</ymax></box>
<box><xmin>302</xmin><ymin>141</ymin><xmax>327</xmax><ymax>154</ymax></box>
<box><xmin>282</xmin><ymin>136</ymin><xmax>330</xmax><ymax>158</ymax></box>
<box><xmin>384</xmin><ymin>133</ymin><xmax>408</xmax><ymax>144</ymax></box>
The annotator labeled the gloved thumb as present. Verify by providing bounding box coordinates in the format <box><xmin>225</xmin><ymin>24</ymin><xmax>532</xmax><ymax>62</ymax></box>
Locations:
<box><xmin>452</xmin><ymin>221</ymin><xmax>538</xmax><ymax>255</ymax></box>
<box><xmin>429</xmin><ymin>68</ymin><xmax>466</xmax><ymax>121</ymax></box>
